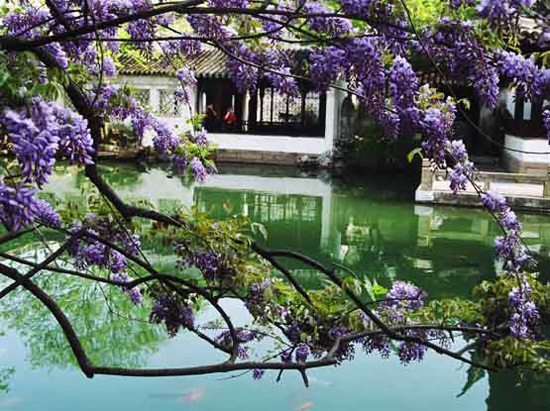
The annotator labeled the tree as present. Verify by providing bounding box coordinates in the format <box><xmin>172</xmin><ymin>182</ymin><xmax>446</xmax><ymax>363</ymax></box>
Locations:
<box><xmin>0</xmin><ymin>0</ymin><xmax>548</xmax><ymax>385</ymax></box>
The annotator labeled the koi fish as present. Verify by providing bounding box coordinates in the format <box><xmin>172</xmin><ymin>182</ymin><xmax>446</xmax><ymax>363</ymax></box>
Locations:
<box><xmin>177</xmin><ymin>387</ymin><xmax>205</xmax><ymax>404</ymax></box>
<box><xmin>297</xmin><ymin>401</ymin><xmax>314</xmax><ymax>411</ymax></box>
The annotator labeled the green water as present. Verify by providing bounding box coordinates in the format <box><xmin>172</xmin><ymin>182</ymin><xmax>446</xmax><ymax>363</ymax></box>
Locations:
<box><xmin>1</xmin><ymin>162</ymin><xmax>549</xmax><ymax>410</ymax></box>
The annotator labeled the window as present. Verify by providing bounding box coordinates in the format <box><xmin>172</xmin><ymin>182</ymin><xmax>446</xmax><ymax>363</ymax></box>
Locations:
<box><xmin>134</xmin><ymin>88</ymin><xmax>151</xmax><ymax>109</ymax></box>
<box><xmin>253</xmin><ymin>85</ymin><xmax>325</xmax><ymax>136</ymax></box>
<box><xmin>158</xmin><ymin>89</ymin><xmax>180</xmax><ymax>116</ymax></box>
<box><xmin>258</xmin><ymin>90</ymin><xmax>304</xmax><ymax>124</ymax></box>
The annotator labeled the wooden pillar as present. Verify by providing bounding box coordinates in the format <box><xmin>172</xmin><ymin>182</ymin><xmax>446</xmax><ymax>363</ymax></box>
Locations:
<box><xmin>242</xmin><ymin>92</ymin><xmax>249</xmax><ymax>131</ymax></box>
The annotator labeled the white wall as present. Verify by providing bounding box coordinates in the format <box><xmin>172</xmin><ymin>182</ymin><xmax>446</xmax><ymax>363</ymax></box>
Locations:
<box><xmin>207</xmin><ymin>133</ymin><xmax>330</xmax><ymax>155</ymax></box>
<box><xmin>505</xmin><ymin>134</ymin><xmax>550</xmax><ymax>164</ymax></box>
<box><xmin>118</xmin><ymin>74</ymin><xmax>195</xmax><ymax>129</ymax></box>
<box><xmin>324</xmin><ymin>86</ymin><xmax>344</xmax><ymax>152</ymax></box>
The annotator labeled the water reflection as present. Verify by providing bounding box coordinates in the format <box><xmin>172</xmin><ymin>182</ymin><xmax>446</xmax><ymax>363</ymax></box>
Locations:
<box><xmin>487</xmin><ymin>371</ymin><xmax>550</xmax><ymax>410</ymax></box>
<box><xmin>191</xmin><ymin>171</ymin><xmax>550</xmax><ymax>297</ymax></box>
<box><xmin>1</xmin><ymin>162</ymin><xmax>550</xmax><ymax>410</ymax></box>
<box><xmin>1</xmin><ymin>247</ymin><xmax>165</xmax><ymax>369</ymax></box>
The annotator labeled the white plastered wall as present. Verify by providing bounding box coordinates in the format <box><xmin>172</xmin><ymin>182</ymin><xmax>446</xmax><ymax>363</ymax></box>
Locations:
<box><xmin>505</xmin><ymin>134</ymin><xmax>550</xmax><ymax>165</ymax></box>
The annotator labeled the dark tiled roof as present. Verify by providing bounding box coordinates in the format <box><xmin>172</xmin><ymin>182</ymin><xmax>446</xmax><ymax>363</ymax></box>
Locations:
<box><xmin>118</xmin><ymin>49</ymin><xmax>229</xmax><ymax>78</ymax></box>
<box><xmin>119</xmin><ymin>49</ymin><xmax>463</xmax><ymax>89</ymax></box>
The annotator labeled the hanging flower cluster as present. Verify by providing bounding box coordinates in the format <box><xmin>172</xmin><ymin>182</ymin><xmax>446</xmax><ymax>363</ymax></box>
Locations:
<box><xmin>150</xmin><ymin>294</ymin><xmax>195</xmax><ymax>336</ymax></box>
<box><xmin>67</xmin><ymin>214</ymin><xmax>143</xmax><ymax>305</ymax></box>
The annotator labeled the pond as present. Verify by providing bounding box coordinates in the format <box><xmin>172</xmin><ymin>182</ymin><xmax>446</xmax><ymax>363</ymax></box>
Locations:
<box><xmin>0</xmin><ymin>162</ymin><xmax>549</xmax><ymax>410</ymax></box>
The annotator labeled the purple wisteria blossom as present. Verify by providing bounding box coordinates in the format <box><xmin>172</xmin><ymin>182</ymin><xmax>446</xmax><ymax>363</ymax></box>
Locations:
<box><xmin>102</xmin><ymin>56</ymin><xmax>117</xmax><ymax>77</ymax></box>
<box><xmin>303</xmin><ymin>3</ymin><xmax>352</xmax><ymax>35</ymax></box>
<box><xmin>309</xmin><ymin>47</ymin><xmax>346</xmax><ymax>92</ymax></box>
<box><xmin>497</xmin><ymin>51</ymin><xmax>540</xmax><ymax>99</ymax></box>
<box><xmin>194</xmin><ymin>251</ymin><xmax>221</xmax><ymax>280</ymax></box>
<box><xmin>175</xmin><ymin>67</ymin><xmax>197</xmax><ymax>104</ymax></box>
<box><xmin>2</xmin><ymin>99</ymin><xmax>94</xmax><ymax>187</ymax></box>
<box><xmin>340</xmin><ymin>0</ymin><xmax>374</xmax><ymax>18</ymax></box>
<box><xmin>389</xmin><ymin>57</ymin><xmax>418</xmax><ymax>112</ymax></box>
<box><xmin>421</xmin><ymin>107</ymin><xmax>455</xmax><ymax>167</ymax></box>
<box><xmin>2</xmin><ymin>103</ymin><xmax>58</xmax><ymax>186</ymax></box>
<box><xmin>397</xmin><ymin>340</ymin><xmax>427</xmax><ymax>364</ymax></box>
<box><xmin>0</xmin><ymin>182</ymin><xmax>36</xmax><ymax>231</ymax></box>
<box><xmin>478</xmin><ymin>0</ymin><xmax>535</xmax><ymax>27</ymax></box>
<box><xmin>33</xmin><ymin>199</ymin><xmax>61</xmax><ymax>228</ymax></box>
<box><xmin>173</xmin><ymin>154</ymin><xmax>188</xmax><ymax>175</ymax></box>
<box><xmin>295</xmin><ymin>344</ymin><xmax>309</xmax><ymax>362</ymax></box>
<box><xmin>110</xmin><ymin>272</ymin><xmax>143</xmax><ymax>305</ymax></box>
<box><xmin>448</xmin><ymin>140</ymin><xmax>476</xmax><ymax>193</ymax></box>
<box><xmin>150</xmin><ymin>295</ymin><xmax>195</xmax><ymax>336</ymax></box>
<box><xmin>252</xmin><ymin>369</ymin><xmax>265</xmax><ymax>380</ymax></box>
<box><xmin>380</xmin><ymin>281</ymin><xmax>427</xmax><ymax>311</ymax></box>
<box><xmin>265</xmin><ymin>67</ymin><xmax>299</xmax><ymax>96</ymax></box>
<box><xmin>481</xmin><ymin>190</ymin><xmax>529</xmax><ymax>270</ymax></box>
<box><xmin>191</xmin><ymin>128</ymin><xmax>208</xmax><ymax>147</ymax></box>
<box><xmin>51</xmin><ymin>104</ymin><xmax>94</xmax><ymax>165</ymax></box>
<box><xmin>508</xmin><ymin>283</ymin><xmax>539</xmax><ymax>338</ymax></box>
<box><xmin>227</xmin><ymin>45</ymin><xmax>260</xmax><ymax>93</ymax></box>
<box><xmin>190</xmin><ymin>157</ymin><xmax>208</xmax><ymax>183</ymax></box>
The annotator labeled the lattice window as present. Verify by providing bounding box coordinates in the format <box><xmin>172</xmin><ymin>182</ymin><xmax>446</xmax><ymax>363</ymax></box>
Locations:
<box><xmin>158</xmin><ymin>89</ymin><xmax>180</xmax><ymax>116</ymax></box>
<box><xmin>134</xmin><ymin>88</ymin><xmax>150</xmax><ymax>109</ymax></box>
<box><xmin>256</xmin><ymin>87</ymin><xmax>322</xmax><ymax>125</ymax></box>
<box><xmin>272</xmin><ymin>93</ymin><xmax>287</xmax><ymax>122</ymax></box>
<box><xmin>304</xmin><ymin>93</ymin><xmax>320</xmax><ymax>125</ymax></box>
<box><xmin>260</xmin><ymin>91</ymin><xmax>272</xmax><ymax>122</ymax></box>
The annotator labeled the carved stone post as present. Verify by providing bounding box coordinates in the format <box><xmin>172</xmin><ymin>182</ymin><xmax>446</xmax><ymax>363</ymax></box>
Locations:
<box><xmin>420</xmin><ymin>158</ymin><xmax>434</xmax><ymax>191</ymax></box>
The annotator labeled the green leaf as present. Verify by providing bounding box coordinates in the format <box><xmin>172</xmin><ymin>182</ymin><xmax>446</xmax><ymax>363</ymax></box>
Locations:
<box><xmin>0</xmin><ymin>67</ymin><xmax>10</xmax><ymax>88</ymax></box>
<box><xmin>363</xmin><ymin>277</ymin><xmax>375</xmax><ymax>301</ymax></box>
<box><xmin>407</xmin><ymin>147</ymin><xmax>423</xmax><ymax>163</ymax></box>
<box><xmin>251</xmin><ymin>222</ymin><xmax>268</xmax><ymax>241</ymax></box>
<box><xmin>457</xmin><ymin>364</ymin><xmax>485</xmax><ymax>398</ymax></box>
<box><xmin>372</xmin><ymin>284</ymin><xmax>388</xmax><ymax>299</ymax></box>
<box><xmin>342</xmin><ymin>277</ymin><xmax>362</xmax><ymax>296</ymax></box>
<box><xmin>457</xmin><ymin>98</ymin><xmax>471</xmax><ymax>110</ymax></box>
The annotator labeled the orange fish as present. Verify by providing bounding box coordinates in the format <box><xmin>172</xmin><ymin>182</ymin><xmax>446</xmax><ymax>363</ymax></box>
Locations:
<box><xmin>177</xmin><ymin>387</ymin><xmax>205</xmax><ymax>404</ymax></box>
<box><xmin>297</xmin><ymin>401</ymin><xmax>314</xmax><ymax>411</ymax></box>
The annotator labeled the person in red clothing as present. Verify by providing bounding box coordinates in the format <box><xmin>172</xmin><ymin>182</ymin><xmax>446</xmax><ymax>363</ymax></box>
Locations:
<box><xmin>222</xmin><ymin>107</ymin><xmax>237</xmax><ymax>130</ymax></box>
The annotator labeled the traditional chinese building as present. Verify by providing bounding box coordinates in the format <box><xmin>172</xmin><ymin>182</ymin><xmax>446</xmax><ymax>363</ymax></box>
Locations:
<box><xmin>488</xmin><ymin>18</ymin><xmax>550</xmax><ymax>176</ymax></box>
<box><xmin>116</xmin><ymin>49</ymin><xmax>342</xmax><ymax>165</ymax></box>
<box><xmin>115</xmin><ymin>47</ymin><xmax>489</xmax><ymax>167</ymax></box>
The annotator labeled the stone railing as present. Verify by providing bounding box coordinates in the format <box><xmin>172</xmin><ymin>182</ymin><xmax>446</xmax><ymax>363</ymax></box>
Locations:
<box><xmin>419</xmin><ymin>158</ymin><xmax>550</xmax><ymax>198</ymax></box>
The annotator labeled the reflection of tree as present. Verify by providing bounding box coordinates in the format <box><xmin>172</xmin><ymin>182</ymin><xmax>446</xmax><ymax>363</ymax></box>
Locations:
<box><xmin>0</xmin><ymin>333</ymin><xmax>14</xmax><ymax>393</ymax></box>
<box><xmin>0</xmin><ymin>366</ymin><xmax>14</xmax><ymax>393</ymax></box>
<box><xmin>1</xmin><ymin>273</ymin><xmax>165</xmax><ymax>370</ymax></box>
<box><xmin>74</xmin><ymin>162</ymin><xmax>144</xmax><ymax>191</ymax></box>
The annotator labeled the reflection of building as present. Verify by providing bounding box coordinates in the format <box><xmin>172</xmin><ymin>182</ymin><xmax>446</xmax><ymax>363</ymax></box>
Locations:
<box><xmin>46</xmin><ymin>164</ymin><xmax>550</xmax><ymax>292</ymax></box>
<box><xmin>195</xmin><ymin>189</ymin><xmax>323</xmax><ymax>256</ymax></box>
<box><xmin>192</xmin><ymin>173</ymin><xmax>331</xmax><ymax>255</ymax></box>
<box><xmin>117</xmin><ymin>49</ymin><xmax>342</xmax><ymax>162</ymax></box>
